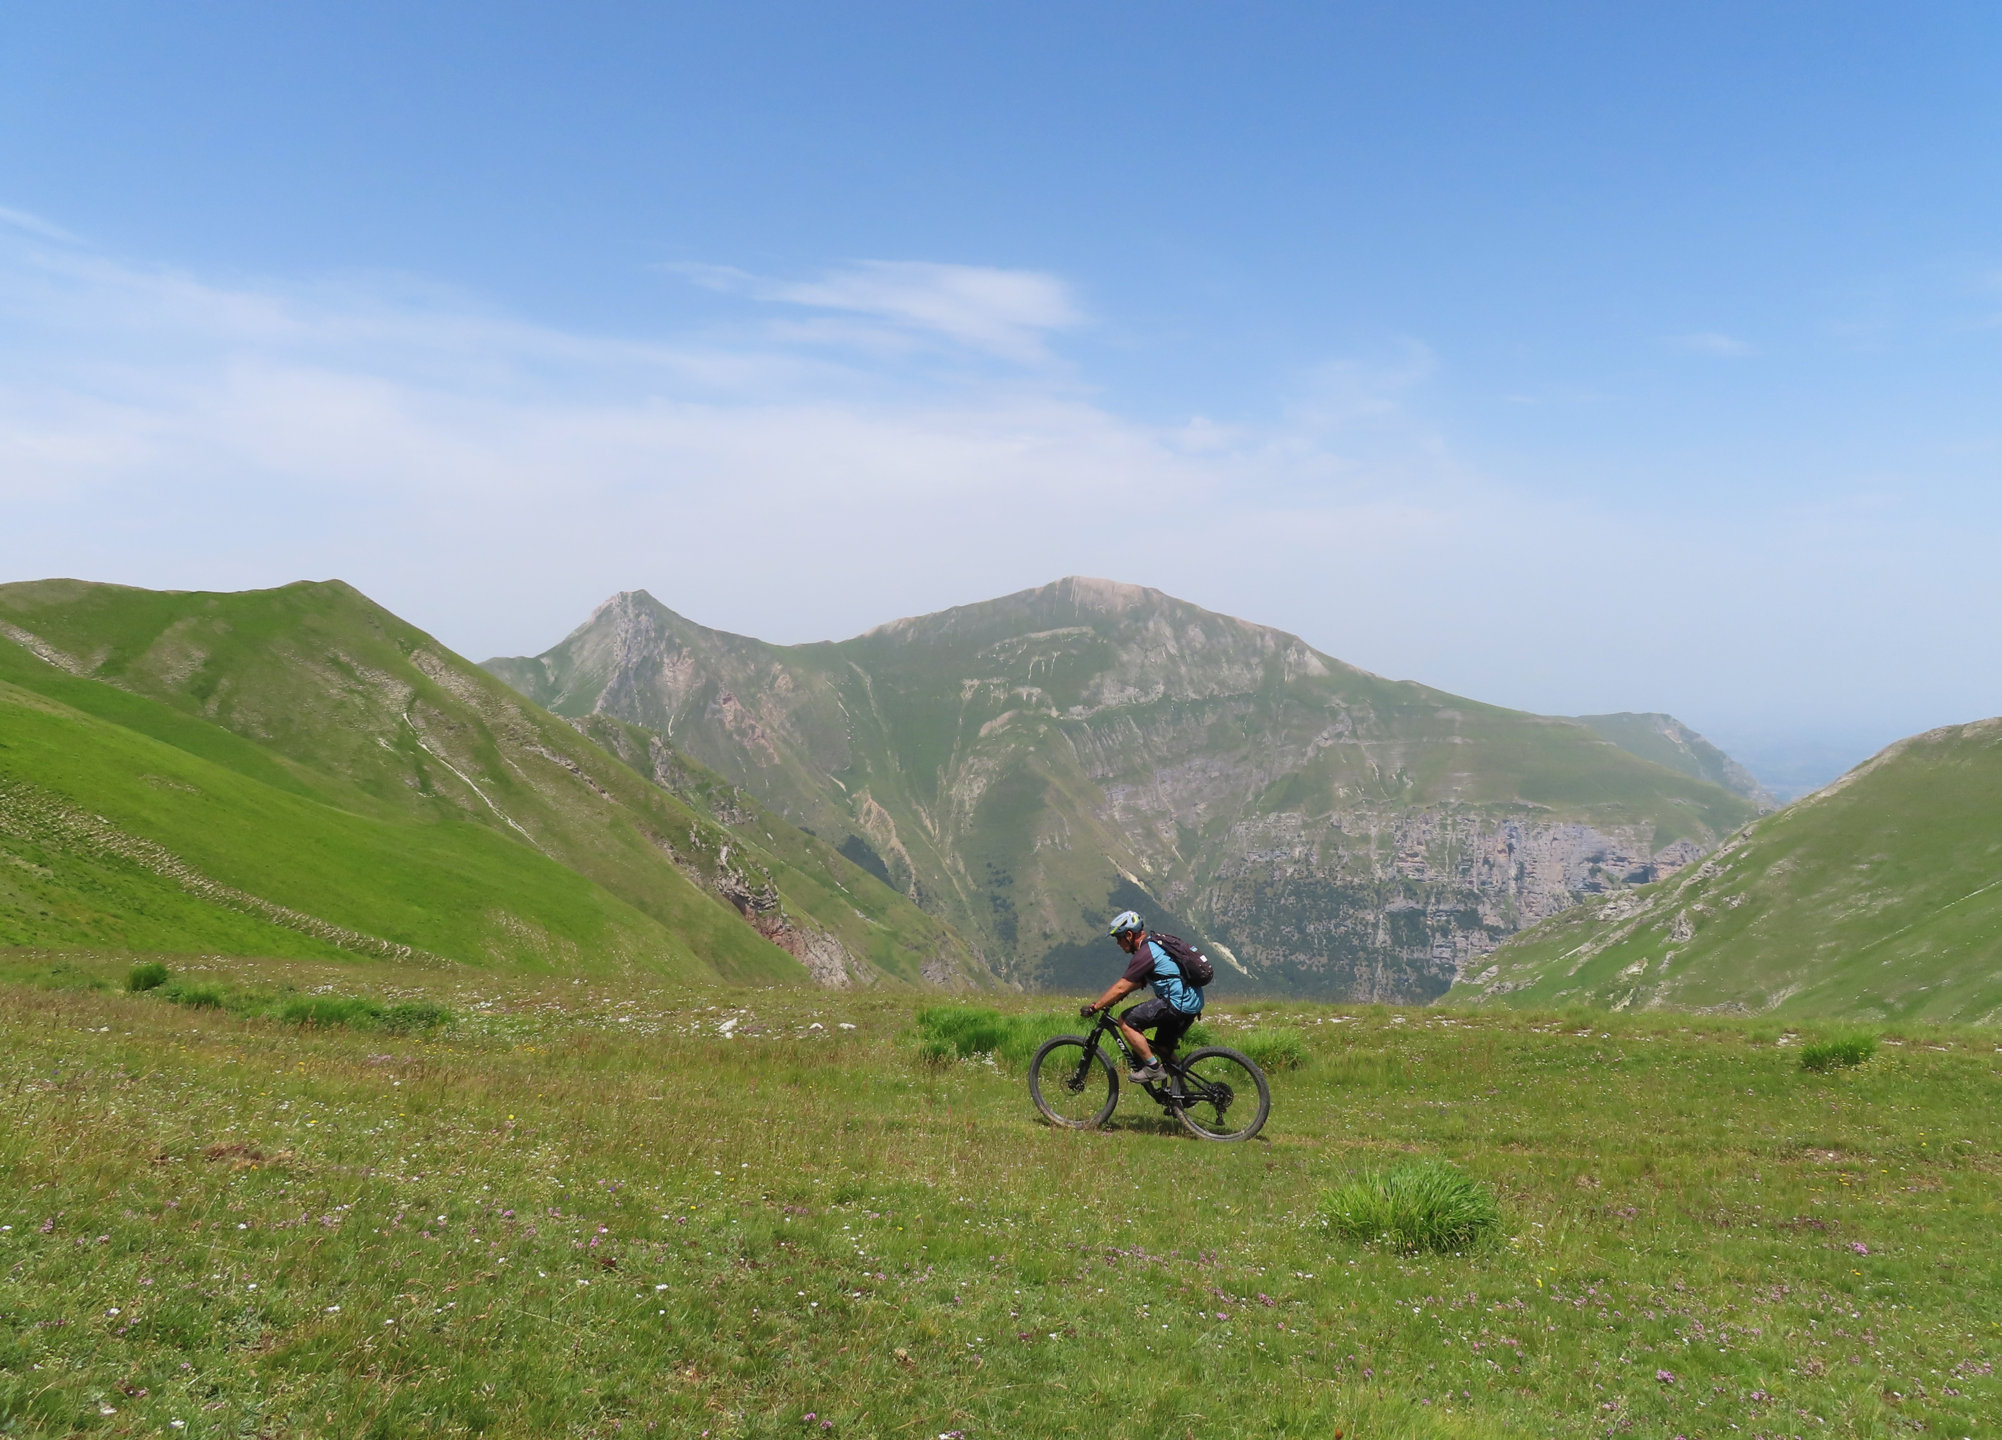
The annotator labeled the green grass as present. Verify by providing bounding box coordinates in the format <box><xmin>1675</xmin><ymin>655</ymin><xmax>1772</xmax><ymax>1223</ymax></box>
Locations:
<box><xmin>911</xmin><ymin>1005</ymin><xmax>1073</xmax><ymax>1069</ymax></box>
<box><xmin>1465</xmin><ymin>717</ymin><xmax>2002</xmax><ymax>1022</ymax></box>
<box><xmin>1320</xmin><ymin>1160</ymin><xmax>1503</xmax><ymax>1253</ymax></box>
<box><xmin>0</xmin><ymin>675</ymin><xmax>765</xmax><ymax>979</ymax></box>
<box><xmin>125</xmin><ymin>961</ymin><xmax>170</xmax><ymax>992</ymax></box>
<box><xmin>275</xmin><ymin>995</ymin><xmax>450</xmax><ymax>1033</ymax></box>
<box><xmin>277</xmin><ymin>995</ymin><xmax>391</xmax><ymax>1029</ymax></box>
<box><xmin>1801</xmin><ymin>1030</ymin><xmax>1879</xmax><ymax>1072</ymax></box>
<box><xmin>162</xmin><ymin>981</ymin><xmax>224</xmax><ymax>1009</ymax></box>
<box><xmin>3</xmin><ymin>954</ymin><xmax>2000</xmax><ymax>1437</ymax></box>
<box><xmin>158</xmin><ymin>982</ymin><xmax>453</xmax><ymax>1033</ymax></box>
<box><xmin>382</xmin><ymin>999</ymin><xmax>450</xmax><ymax>1033</ymax></box>
<box><xmin>1234</xmin><ymin>1026</ymin><xmax>1309</xmax><ymax>1071</ymax></box>
<box><xmin>75</xmin><ymin>966</ymin><xmax>454</xmax><ymax>1033</ymax></box>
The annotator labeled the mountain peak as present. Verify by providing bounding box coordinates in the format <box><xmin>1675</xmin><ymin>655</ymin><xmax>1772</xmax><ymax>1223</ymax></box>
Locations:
<box><xmin>1048</xmin><ymin>575</ymin><xmax>1161</xmax><ymax>614</ymax></box>
<box><xmin>585</xmin><ymin>589</ymin><xmax>660</xmax><ymax>624</ymax></box>
<box><xmin>564</xmin><ymin>589</ymin><xmax>737</xmax><ymax>653</ymax></box>
<box><xmin>857</xmin><ymin>575</ymin><xmax>1268</xmax><ymax>646</ymax></box>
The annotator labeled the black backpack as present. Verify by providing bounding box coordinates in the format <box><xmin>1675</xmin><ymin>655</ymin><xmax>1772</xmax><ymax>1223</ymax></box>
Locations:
<box><xmin>1148</xmin><ymin>931</ymin><xmax>1215</xmax><ymax>989</ymax></box>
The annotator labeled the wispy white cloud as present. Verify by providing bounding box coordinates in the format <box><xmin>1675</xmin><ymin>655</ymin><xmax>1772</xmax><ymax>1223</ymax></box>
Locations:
<box><xmin>667</xmin><ymin>258</ymin><xmax>1082</xmax><ymax>361</ymax></box>
<box><xmin>1284</xmin><ymin>341</ymin><xmax>1439</xmax><ymax>431</ymax></box>
<box><xmin>0</xmin><ymin>205</ymin><xmax>81</xmax><ymax>243</ymax></box>
<box><xmin>1666</xmin><ymin>330</ymin><xmax>1757</xmax><ymax>357</ymax></box>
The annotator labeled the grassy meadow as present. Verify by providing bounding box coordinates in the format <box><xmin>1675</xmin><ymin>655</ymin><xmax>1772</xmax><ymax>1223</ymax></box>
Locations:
<box><xmin>2</xmin><ymin>952</ymin><xmax>1999</xmax><ymax>1438</ymax></box>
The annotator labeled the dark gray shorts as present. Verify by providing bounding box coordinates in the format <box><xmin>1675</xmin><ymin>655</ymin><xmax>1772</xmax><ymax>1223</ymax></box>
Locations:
<box><xmin>1119</xmin><ymin>997</ymin><xmax>1197</xmax><ymax>1052</ymax></box>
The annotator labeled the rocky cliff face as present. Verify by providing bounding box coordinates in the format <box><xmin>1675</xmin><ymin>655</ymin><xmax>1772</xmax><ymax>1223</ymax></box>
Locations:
<box><xmin>487</xmin><ymin>578</ymin><xmax>1759</xmax><ymax>1001</ymax></box>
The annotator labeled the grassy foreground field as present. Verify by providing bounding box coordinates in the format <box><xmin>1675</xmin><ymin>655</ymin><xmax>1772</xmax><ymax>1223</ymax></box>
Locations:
<box><xmin>2</xmin><ymin>954</ymin><xmax>1999</xmax><ymax>1438</ymax></box>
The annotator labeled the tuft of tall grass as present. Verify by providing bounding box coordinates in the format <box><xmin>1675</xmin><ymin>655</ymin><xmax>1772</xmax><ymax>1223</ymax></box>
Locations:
<box><xmin>164</xmin><ymin>982</ymin><xmax>225</xmax><ymax>1010</ymax></box>
<box><xmin>911</xmin><ymin>1035</ymin><xmax>958</xmax><ymax>1068</ymax></box>
<box><xmin>1800</xmin><ymin>1030</ymin><xmax>1878</xmax><ymax>1072</ymax></box>
<box><xmin>131</xmin><ymin>976</ymin><xmax>451</xmax><ymax>1032</ymax></box>
<box><xmin>383</xmin><ymin>999</ymin><xmax>450</xmax><ymax>1033</ymax></box>
<box><xmin>1234</xmin><ymin>1027</ymin><xmax>1309</xmax><ymax>1071</ymax></box>
<box><xmin>1320</xmin><ymin>1160</ymin><xmax>1502</xmax><ymax>1253</ymax></box>
<box><xmin>912</xmin><ymin>1006</ymin><xmax>1073</xmax><ymax>1070</ymax></box>
<box><xmin>281</xmin><ymin>995</ymin><xmax>385</xmax><ymax>1029</ymax></box>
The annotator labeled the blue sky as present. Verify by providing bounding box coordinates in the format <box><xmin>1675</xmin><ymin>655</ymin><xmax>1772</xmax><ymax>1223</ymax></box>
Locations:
<box><xmin>3</xmin><ymin>2</ymin><xmax>1999</xmax><ymax>790</ymax></box>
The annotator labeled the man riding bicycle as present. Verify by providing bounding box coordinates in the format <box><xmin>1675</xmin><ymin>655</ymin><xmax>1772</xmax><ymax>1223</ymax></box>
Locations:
<box><xmin>1080</xmin><ymin>910</ymin><xmax>1204</xmax><ymax>1085</ymax></box>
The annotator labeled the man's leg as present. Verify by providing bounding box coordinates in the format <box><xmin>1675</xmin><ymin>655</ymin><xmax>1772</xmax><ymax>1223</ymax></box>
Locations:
<box><xmin>1117</xmin><ymin>999</ymin><xmax>1175</xmax><ymax>1078</ymax></box>
<box><xmin>1116</xmin><ymin>1017</ymin><xmax>1155</xmax><ymax>1063</ymax></box>
<box><xmin>1153</xmin><ymin>1010</ymin><xmax>1194</xmax><ymax>1061</ymax></box>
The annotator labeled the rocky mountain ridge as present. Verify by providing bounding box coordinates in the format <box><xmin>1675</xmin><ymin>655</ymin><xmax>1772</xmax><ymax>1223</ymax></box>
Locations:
<box><xmin>486</xmin><ymin>578</ymin><xmax>1760</xmax><ymax>1001</ymax></box>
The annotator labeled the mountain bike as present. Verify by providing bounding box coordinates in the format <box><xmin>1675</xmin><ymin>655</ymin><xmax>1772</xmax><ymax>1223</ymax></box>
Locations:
<box><xmin>1028</xmin><ymin>1010</ymin><xmax>1270</xmax><ymax>1141</ymax></box>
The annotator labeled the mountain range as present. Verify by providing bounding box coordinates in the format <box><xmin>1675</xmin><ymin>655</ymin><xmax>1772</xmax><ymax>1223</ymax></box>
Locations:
<box><xmin>8</xmin><ymin>572</ymin><xmax>1989</xmax><ymax>1019</ymax></box>
<box><xmin>485</xmin><ymin>578</ymin><xmax>1762</xmax><ymax>1001</ymax></box>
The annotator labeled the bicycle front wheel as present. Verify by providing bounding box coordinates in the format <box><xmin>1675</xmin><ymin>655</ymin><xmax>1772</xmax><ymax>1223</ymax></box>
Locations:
<box><xmin>1173</xmin><ymin>1047</ymin><xmax>1270</xmax><ymax>1141</ymax></box>
<box><xmin>1028</xmin><ymin>1035</ymin><xmax>1119</xmax><ymax>1130</ymax></box>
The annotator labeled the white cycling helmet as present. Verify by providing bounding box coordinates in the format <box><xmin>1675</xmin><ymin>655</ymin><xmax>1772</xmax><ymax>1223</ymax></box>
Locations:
<box><xmin>1107</xmin><ymin>909</ymin><xmax>1144</xmax><ymax>937</ymax></box>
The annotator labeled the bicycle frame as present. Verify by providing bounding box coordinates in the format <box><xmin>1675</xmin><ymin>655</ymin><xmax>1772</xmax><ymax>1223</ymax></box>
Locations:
<box><xmin>1076</xmin><ymin>1010</ymin><xmax>1206</xmax><ymax>1111</ymax></box>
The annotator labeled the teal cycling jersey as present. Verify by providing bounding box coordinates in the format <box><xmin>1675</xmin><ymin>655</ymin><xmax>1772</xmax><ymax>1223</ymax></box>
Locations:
<box><xmin>1121</xmin><ymin>937</ymin><xmax>1204</xmax><ymax>1015</ymax></box>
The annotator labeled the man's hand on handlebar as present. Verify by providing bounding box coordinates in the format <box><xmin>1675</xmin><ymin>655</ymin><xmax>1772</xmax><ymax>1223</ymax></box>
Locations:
<box><xmin>1079</xmin><ymin>1003</ymin><xmax>1097</xmax><ymax>1018</ymax></box>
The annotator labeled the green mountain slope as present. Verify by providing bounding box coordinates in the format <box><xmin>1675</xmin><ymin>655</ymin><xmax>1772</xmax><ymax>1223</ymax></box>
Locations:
<box><xmin>0</xmin><ymin>580</ymin><xmax>982</xmax><ymax>987</ymax></box>
<box><xmin>1454</xmin><ymin>716</ymin><xmax>2002</xmax><ymax>1022</ymax></box>
<box><xmin>1577</xmin><ymin>712</ymin><xmax>1778</xmax><ymax>809</ymax></box>
<box><xmin>486</xmin><ymin>578</ymin><xmax>1759</xmax><ymax>1001</ymax></box>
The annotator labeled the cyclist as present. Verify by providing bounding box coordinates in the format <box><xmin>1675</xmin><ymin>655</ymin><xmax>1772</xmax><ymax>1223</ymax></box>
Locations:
<box><xmin>1080</xmin><ymin>910</ymin><xmax>1203</xmax><ymax>1084</ymax></box>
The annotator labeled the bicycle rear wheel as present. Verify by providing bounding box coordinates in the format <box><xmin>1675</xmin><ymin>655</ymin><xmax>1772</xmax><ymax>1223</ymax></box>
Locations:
<box><xmin>1028</xmin><ymin>1035</ymin><xmax>1119</xmax><ymax>1130</ymax></box>
<box><xmin>1172</xmin><ymin>1046</ymin><xmax>1270</xmax><ymax>1141</ymax></box>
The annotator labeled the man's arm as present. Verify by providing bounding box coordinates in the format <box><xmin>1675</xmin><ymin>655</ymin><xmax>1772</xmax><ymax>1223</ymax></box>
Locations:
<box><xmin>1082</xmin><ymin>975</ymin><xmax>1140</xmax><ymax>1016</ymax></box>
